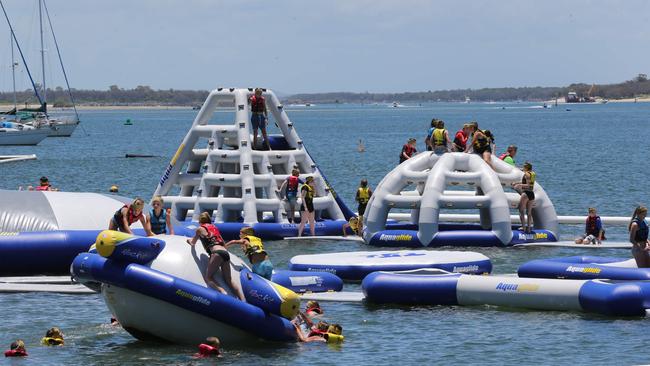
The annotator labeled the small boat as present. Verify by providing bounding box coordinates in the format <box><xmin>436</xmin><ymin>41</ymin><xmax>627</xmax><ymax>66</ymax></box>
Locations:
<box><xmin>0</xmin><ymin>121</ymin><xmax>49</xmax><ymax>146</ymax></box>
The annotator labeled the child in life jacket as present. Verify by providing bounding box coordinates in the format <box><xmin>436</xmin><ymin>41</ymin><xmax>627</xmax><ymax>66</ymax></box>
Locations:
<box><xmin>279</xmin><ymin>168</ymin><xmax>304</xmax><ymax>224</ymax></box>
<box><xmin>146</xmin><ymin>196</ymin><xmax>174</xmax><ymax>235</ymax></box>
<box><xmin>187</xmin><ymin>213</ymin><xmax>245</xmax><ymax>300</ymax></box>
<box><xmin>26</xmin><ymin>176</ymin><xmax>59</xmax><ymax>191</ymax></box>
<box><xmin>42</xmin><ymin>327</ymin><xmax>64</xmax><ymax>346</ymax></box>
<box><xmin>4</xmin><ymin>340</ymin><xmax>27</xmax><ymax>357</ymax></box>
<box><xmin>109</xmin><ymin>197</ymin><xmax>153</xmax><ymax>236</ymax></box>
<box><xmin>226</xmin><ymin>227</ymin><xmax>273</xmax><ymax>280</ymax></box>
<box><xmin>305</xmin><ymin>300</ymin><xmax>323</xmax><ymax>318</ymax></box>
<box><xmin>193</xmin><ymin>337</ymin><xmax>222</xmax><ymax>358</ymax></box>
<box><xmin>342</xmin><ymin>216</ymin><xmax>362</xmax><ymax>237</ymax></box>
<box><xmin>399</xmin><ymin>138</ymin><xmax>417</xmax><ymax>164</ymax></box>
<box><xmin>355</xmin><ymin>179</ymin><xmax>372</xmax><ymax>221</ymax></box>
<box><xmin>575</xmin><ymin>207</ymin><xmax>605</xmax><ymax>245</ymax></box>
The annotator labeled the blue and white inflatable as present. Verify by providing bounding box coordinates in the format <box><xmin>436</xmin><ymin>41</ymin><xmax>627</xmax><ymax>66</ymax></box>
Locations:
<box><xmin>362</xmin><ymin>269</ymin><xmax>650</xmax><ymax>316</ymax></box>
<box><xmin>289</xmin><ymin>250</ymin><xmax>492</xmax><ymax>281</ymax></box>
<box><xmin>518</xmin><ymin>256</ymin><xmax>650</xmax><ymax>281</ymax></box>
<box><xmin>271</xmin><ymin>270</ymin><xmax>343</xmax><ymax>293</ymax></box>
<box><xmin>72</xmin><ymin>232</ymin><xmax>300</xmax><ymax>344</ymax></box>
<box><xmin>363</xmin><ymin>152</ymin><xmax>559</xmax><ymax>247</ymax></box>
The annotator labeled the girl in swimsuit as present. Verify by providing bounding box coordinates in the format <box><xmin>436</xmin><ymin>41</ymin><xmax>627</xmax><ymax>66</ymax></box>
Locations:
<box><xmin>629</xmin><ymin>206</ymin><xmax>650</xmax><ymax>268</ymax></box>
<box><xmin>187</xmin><ymin>212</ymin><xmax>245</xmax><ymax>300</ymax></box>
<box><xmin>298</xmin><ymin>176</ymin><xmax>316</xmax><ymax>237</ymax></box>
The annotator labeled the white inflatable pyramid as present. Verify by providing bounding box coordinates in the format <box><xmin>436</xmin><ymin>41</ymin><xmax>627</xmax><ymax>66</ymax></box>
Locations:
<box><xmin>364</xmin><ymin>152</ymin><xmax>559</xmax><ymax>247</ymax></box>
<box><xmin>153</xmin><ymin>88</ymin><xmax>348</xmax><ymax>225</ymax></box>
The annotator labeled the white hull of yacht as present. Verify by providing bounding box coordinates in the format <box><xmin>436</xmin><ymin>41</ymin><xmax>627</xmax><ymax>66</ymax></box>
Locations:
<box><xmin>47</xmin><ymin>120</ymin><xmax>79</xmax><ymax>137</ymax></box>
<box><xmin>0</xmin><ymin>128</ymin><xmax>49</xmax><ymax>145</ymax></box>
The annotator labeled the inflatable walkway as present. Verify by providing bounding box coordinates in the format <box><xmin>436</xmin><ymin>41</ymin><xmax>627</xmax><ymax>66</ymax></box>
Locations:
<box><xmin>363</xmin><ymin>152</ymin><xmax>559</xmax><ymax>247</ymax></box>
<box><xmin>152</xmin><ymin>87</ymin><xmax>353</xmax><ymax>239</ymax></box>
<box><xmin>362</xmin><ymin>269</ymin><xmax>650</xmax><ymax>316</ymax></box>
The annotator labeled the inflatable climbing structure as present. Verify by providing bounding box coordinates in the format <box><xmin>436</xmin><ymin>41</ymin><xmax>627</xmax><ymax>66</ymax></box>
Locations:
<box><xmin>364</xmin><ymin>152</ymin><xmax>559</xmax><ymax>247</ymax></box>
<box><xmin>153</xmin><ymin>88</ymin><xmax>353</xmax><ymax>239</ymax></box>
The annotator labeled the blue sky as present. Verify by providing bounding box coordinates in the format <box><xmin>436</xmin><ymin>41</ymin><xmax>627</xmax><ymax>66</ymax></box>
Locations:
<box><xmin>0</xmin><ymin>0</ymin><xmax>648</xmax><ymax>93</ymax></box>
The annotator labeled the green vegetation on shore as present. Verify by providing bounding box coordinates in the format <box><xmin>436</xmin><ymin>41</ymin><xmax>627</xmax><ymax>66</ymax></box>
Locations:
<box><xmin>1</xmin><ymin>75</ymin><xmax>649</xmax><ymax>107</ymax></box>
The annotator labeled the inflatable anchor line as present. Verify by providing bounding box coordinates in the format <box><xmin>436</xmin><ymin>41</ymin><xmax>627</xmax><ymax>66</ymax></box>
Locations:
<box><xmin>71</xmin><ymin>253</ymin><xmax>297</xmax><ymax>342</ymax></box>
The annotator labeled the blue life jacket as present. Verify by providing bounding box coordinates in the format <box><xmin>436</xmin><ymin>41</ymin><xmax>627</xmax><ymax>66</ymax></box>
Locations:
<box><xmin>634</xmin><ymin>218</ymin><xmax>648</xmax><ymax>242</ymax></box>
<box><xmin>150</xmin><ymin>208</ymin><xmax>167</xmax><ymax>235</ymax></box>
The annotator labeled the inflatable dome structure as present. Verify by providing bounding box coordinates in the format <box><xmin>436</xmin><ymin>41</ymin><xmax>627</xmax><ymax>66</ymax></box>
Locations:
<box><xmin>153</xmin><ymin>88</ymin><xmax>353</xmax><ymax>239</ymax></box>
<box><xmin>364</xmin><ymin>152</ymin><xmax>559</xmax><ymax>247</ymax></box>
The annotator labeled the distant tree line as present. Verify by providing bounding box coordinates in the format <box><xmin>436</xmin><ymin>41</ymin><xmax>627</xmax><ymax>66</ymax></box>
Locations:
<box><xmin>286</xmin><ymin>75</ymin><xmax>650</xmax><ymax>104</ymax></box>
<box><xmin>0</xmin><ymin>85</ymin><xmax>209</xmax><ymax>108</ymax></box>
<box><xmin>1</xmin><ymin>75</ymin><xmax>649</xmax><ymax>107</ymax></box>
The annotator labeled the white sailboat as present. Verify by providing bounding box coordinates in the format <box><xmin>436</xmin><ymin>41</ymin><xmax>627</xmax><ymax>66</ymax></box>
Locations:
<box><xmin>32</xmin><ymin>0</ymin><xmax>80</xmax><ymax>137</ymax></box>
<box><xmin>1</xmin><ymin>0</ymin><xmax>80</xmax><ymax>137</ymax></box>
<box><xmin>0</xmin><ymin>119</ymin><xmax>49</xmax><ymax>145</ymax></box>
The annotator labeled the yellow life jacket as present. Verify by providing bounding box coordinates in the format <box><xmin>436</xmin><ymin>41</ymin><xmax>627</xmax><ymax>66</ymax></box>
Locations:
<box><xmin>349</xmin><ymin>218</ymin><xmax>360</xmax><ymax>233</ymax></box>
<box><xmin>42</xmin><ymin>337</ymin><xmax>64</xmax><ymax>346</ymax></box>
<box><xmin>357</xmin><ymin>187</ymin><xmax>370</xmax><ymax>204</ymax></box>
<box><xmin>325</xmin><ymin>333</ymin><xmax>345</xmax><ymax>343</ymax></box>
<box><xmin>473</xmin><ymin>129</ymin><xmax>489</xmax><ymax>149</ymax></box>
<box><xmin>432</xmin><ymin>128</ymin><xmax>446</xmax><ymax>146</ymax></box>
<box><xmin>243</xmin><ymin>235</ymin><xmax>265</xmax><ymax>258</ymax></box>
<box><xmin>303</xmin><ymin>184</ymin><xmax>314</xmax><ymax>200</ymax></box>
<box><xmin>528</xmin><ymin>171</ymin><xmax>536</xmax><ymax>188</ymax></box>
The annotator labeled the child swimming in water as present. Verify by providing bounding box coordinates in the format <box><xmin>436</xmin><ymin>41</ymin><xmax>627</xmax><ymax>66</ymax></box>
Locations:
<box><xmin>194</xmin><ymin>337</ymin><xmax>222</xmax><ymax>358</ymax></box>
<box><xmin>4</xmin><ymin>340</ymin><xmax>27</xmax><ymax>357</ymax></box>
<box><xmin>42</xmin><ymin>327</ymin><xmax>64</xmax><ymax>346</ymax></box>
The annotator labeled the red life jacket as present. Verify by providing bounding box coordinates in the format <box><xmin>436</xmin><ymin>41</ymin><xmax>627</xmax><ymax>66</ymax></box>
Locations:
<box><xmin>287</xmin><ymin>176</ymin><xmax>299</xmax><ymax>193</ymax></box>
<box><xmin>125</xmin><ymin>205</ymin><xmax>143</xmax><ymax>225</ymax></box>
<box><xmin>4</xmin><ymin>349</ymin><xmax>27</xmax><ymax>357</ymax></box>
<box><xmin>499</xmin><ymin>153</ymin><xmax>508</xmax><ymax>160</ymax></box>
<box><xmin>250</xmin><ymin>95</ymin><xmax>265</xmax><ymax>113</ymax></box>
<box><xmin>586</xmin><ymin>215</ymin><xmax>601</xmax><ymax>236</ymax></box>
<box><xmin>402</xmin><ymin>144</ymin><xmax>416</xmax><ymax>158</ymax></box>
<box><xmin>200</xmin><ymin>223</ymin><xmax>224</xmax><ymax>247</ymax></box>
<box><xmin>306</xmin><ymin>305</ymin><xmax>323</xmax><ymax>315</ymax></box>
<box><xmin>196</xmin><ymin>344</ymin><xmax>221</xmax><ymax>358</ymax></box>
<box><xmin>35</xmin><ymin>184</ymin><xmax>50</xmax><ymax>191</ymax></box>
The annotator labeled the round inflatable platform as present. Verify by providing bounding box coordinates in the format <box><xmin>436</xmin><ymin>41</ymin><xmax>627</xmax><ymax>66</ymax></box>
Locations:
<box><xmin>288</xmin><ymin>250</ymin><xmax>492</xmax><ymax>281</ymax></box>
<box><xmin>518</xmin><ymin>256</ymin><xmax>650</xmax><ymax>281</ymax></box>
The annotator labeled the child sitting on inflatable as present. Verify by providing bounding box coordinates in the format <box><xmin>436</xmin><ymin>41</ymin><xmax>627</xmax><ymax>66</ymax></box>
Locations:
<box><xmin>193</xmin><ymin>337</ymin><xmax>222</xmax><ymax>358</ymax></box>
<box><xmin>342</xmin><ymin>216</ymin><xmax>362</xmax><ymax>237</ymax></box>
<box><xmin>109</xmin><ymin>198</ymin><xmax>153</xmax><ymax>236</ymax></box>
<box><xmin>4</xmin><ymin>340</ymin><xmax>27</xmax><ymax>357</ymax></box>
<box><xmin>575</xmin><ymin>207</ymin><xmax>605</xmax><ymax>245</ymax></box>
<box><xmin>187</xmin><ymin>212</ymin><xmax>245</xmax><ymax>300</ymax></box>
<box><xmin>41</xmin><ymin>327</ymin><xmax>64</xmax><ymax>346</ymax></box>
<box><xmin>226</xmin><ymin>227</ymin><xmax>273</xmax><ymax>280</ymax></box>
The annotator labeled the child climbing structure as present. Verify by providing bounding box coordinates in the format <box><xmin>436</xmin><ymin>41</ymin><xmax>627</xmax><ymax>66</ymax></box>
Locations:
<box><xmin>363</xmin><ymin>152</ymin><xmax>559</xmax><ymax>247</ymax></box>
<box><xmin>153</xmin><ymin>88</ymin><xmax>353</xmax><ymax>240</ymax></box>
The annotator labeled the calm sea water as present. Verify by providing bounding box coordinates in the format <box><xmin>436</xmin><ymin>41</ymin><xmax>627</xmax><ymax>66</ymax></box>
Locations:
<box><xmin>1</xmin><ymin>102</ymin><xmax>650</xmax><ymax>365</ymax></box>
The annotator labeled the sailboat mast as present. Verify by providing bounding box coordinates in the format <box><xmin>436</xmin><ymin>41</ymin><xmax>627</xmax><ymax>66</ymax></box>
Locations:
<box><xmin>10</xmin><ymin>33</ymin><xmax>17</xmax><ymax>110</ymax></box>
<box><xmin>38</xmin><ymin>0</ymin><xmax>46</xmax><ymax>106</ymax></box>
